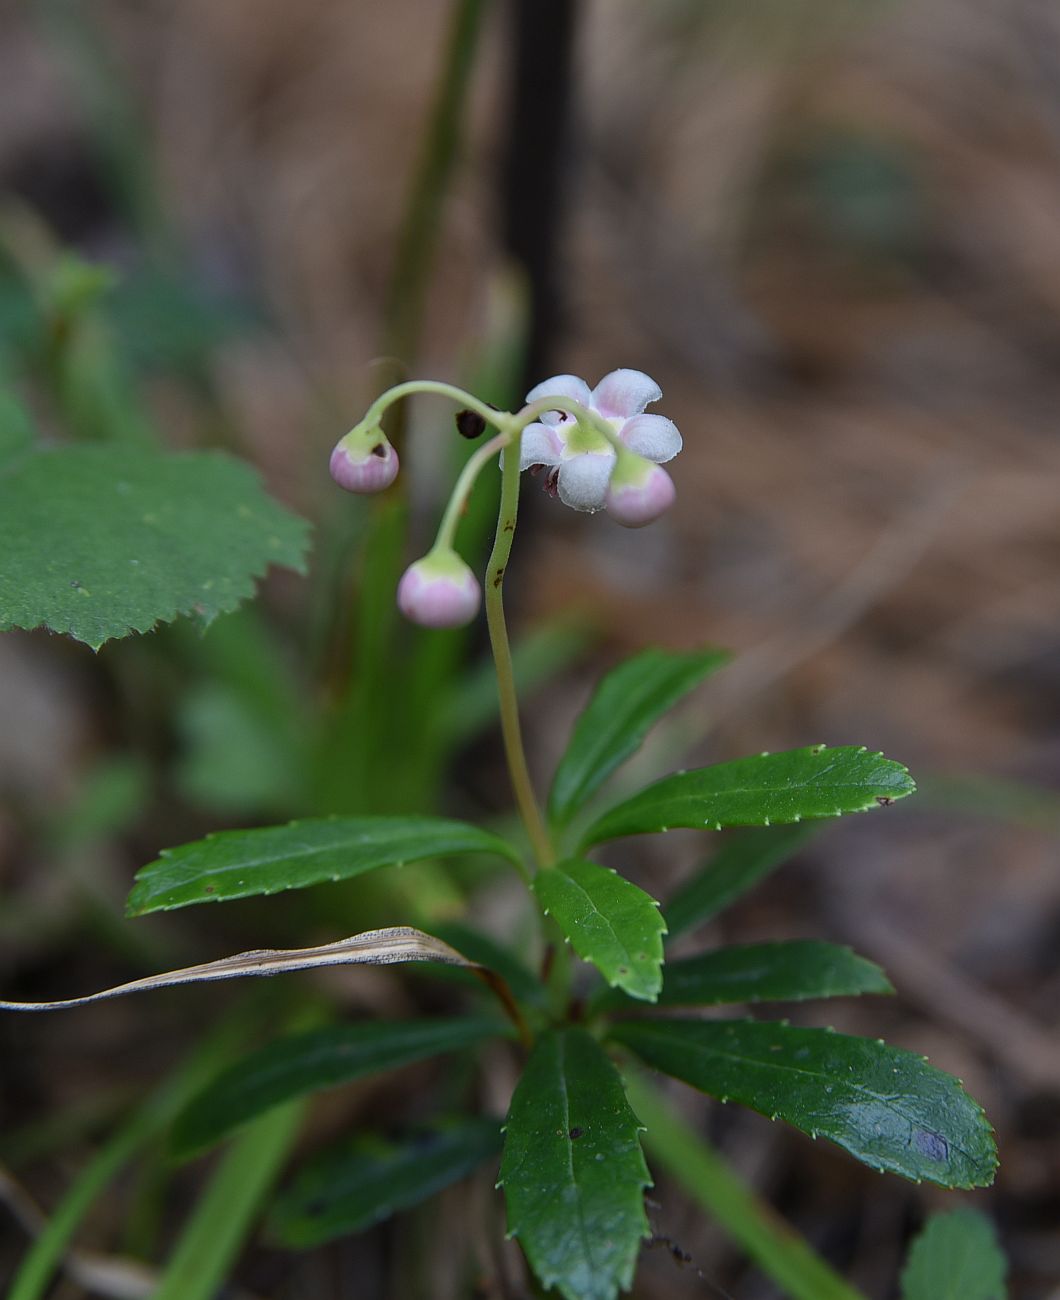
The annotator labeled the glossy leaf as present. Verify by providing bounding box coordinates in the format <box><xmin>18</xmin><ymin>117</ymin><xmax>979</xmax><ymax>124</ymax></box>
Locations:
<box><xmin>533</xmin><ymin>859</ymin><xmax>666</xmax><ymax>1002</ymax></box>
<box><xmin>499</xmin><ymin>1029</ymin><xmax>650</xmax><ymax>1300</ymax></box>
<box><xmin>270</xmin><ymin>1117</ymin><xmax>502</xmax><ymax>1247</ymax></box>
<box><xmin>665</xmin><ymin>824</ymin><xmax>817</xmax><ymax>939</ymax></box>
<box><xmin>548</xmin><ymin>646</ymin><xmax>728</xmax><ymax>827</ymax></box>
<box><xmin>173</xmin><ymin>1017</ymin><xmax>505</xmax><ymax>1157</ymax></box>
<box><xmin>0</xmin><ymin>445</ymin><xmax>309</xmax><ymax>649</ymax></box>
<box><xmin>900</xmin><ymin>1208</ymin><xmax>1007</xmax><ymax>1300</ymax></box>
<box><xmin>611</xmin><ymin>1019</ymin><xmax>996</xmax><ymax>1188</ymax></box>
<box><xmin>584</xmin><ymin>746</ymin><xmax>915</xmax><ymax>847</ymax></box>
<box><xmin>654</xmin><ymin>941</ymin><xmax>893</xmax><ymax>1006</ymax></box>
<box><xmin>126</xmin><ymin>816</ymin><xmax>519</xmax><ymax>915</ymax></box>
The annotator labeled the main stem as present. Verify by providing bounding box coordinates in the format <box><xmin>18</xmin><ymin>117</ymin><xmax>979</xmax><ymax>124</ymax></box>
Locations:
<box><xmin>484</xmin><ymin>426</ymin><xmax>555</xmax><ymax>870</ymax></box>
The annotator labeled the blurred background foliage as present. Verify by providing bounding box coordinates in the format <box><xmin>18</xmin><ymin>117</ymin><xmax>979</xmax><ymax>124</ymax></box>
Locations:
<box><xmin>0</xmin><ymin>0</ymin><xmax>1058</xmax><ymax>1296</ymax></box>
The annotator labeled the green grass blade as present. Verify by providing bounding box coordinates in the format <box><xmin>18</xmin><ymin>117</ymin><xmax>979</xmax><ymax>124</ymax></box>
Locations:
<box><xmin>8</xmin><ymin>1028</ymin><xmax>241</xmax><ymax>1300</ymax></box>
<box><xmin>152</xmin><ymin>1101</ymin><xmax>303</xmax><ymax>1300</ymax></box>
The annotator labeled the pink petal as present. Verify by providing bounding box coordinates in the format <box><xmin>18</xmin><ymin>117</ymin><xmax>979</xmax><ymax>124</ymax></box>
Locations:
<box><xmin>606</xmin><ymin>463</ymin><xmax>676</xmax><ymax>528</ymax></box>
<box><xmin>557</xmin><ymin>451</ymin><xmax>615</xmax><ymax>513</ymax></box>
<box><xmin>397</xmin><ymin>560</ymin><xmax>480</xmax><ymax>629</ymax></box>
<box><xmin>525</xmin><ymin>374</ymin><xmax>592</xmax><ymax>426</ymax></box>
<box><xmin>619</xmin><ymin>414</ymin><xmax>682</xmax><ymax>463</ymax></box>
<box><xmin>518</xmin><ymin>422</ymin><xmax>563</xmax><ymax>470</ymax></box>
<box><xmin>590</xmin><ymin>369</ymin><xmax>662</xmax><ymax>419</ymax></box>
<box><xmin>329</xmin><ymin>438</ymin><xmax>400</xmax><ymax>493</ymax></box>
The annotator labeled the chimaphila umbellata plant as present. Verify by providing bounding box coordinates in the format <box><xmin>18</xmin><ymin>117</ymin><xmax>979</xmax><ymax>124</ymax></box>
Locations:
<box><xmin>2</xmin><ymin>369</ymin><xmax>997</xmax><ymax>1300</ymax></box>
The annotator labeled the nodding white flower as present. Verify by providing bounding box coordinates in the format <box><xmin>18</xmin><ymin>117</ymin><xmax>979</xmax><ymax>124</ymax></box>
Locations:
<box><xmin>519</xmin><ymin>369</ymin><xmax>682</xmax><ymax>519</ymax></box>
<box><xmin>330</xmin><ymin>425</ymin><xmax>399</xmax><ymax>494</ymax></box>
<box><xmin>397</xmin><ymin>548</ymin><xmax>480</xmax><ymax>628</ymax></box>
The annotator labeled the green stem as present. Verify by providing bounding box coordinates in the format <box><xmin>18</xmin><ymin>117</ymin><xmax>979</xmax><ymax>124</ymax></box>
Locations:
<box><xmin>365</xmin><ymin>379</ymin><xmax>503</xmax><ymax>433</ymax></box>
<box><xmin>435</xmin><ymin>431</ymin><xmax>508</xmax><ymax>551</ymax></box>
<box><xmin>484</xmin><ymin>425</ymin><xmax>554</xmax><ymax>870</ymax></box>
<box><xmin>625</xmin><ymin>1073</ymin><xmax>868</xmax><ymax>1300</ymax></box>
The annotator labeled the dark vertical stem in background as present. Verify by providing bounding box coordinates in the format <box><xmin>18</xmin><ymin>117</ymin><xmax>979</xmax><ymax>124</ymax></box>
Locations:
<box><xmin>502</xmin><ymin>0</ymin><xmax>578</xmax><ymax>391</ymax></box>
<box><xmin>380</xmin><ymin>0</ymin><xmax>489</xmax><ymax>368</ymax></box>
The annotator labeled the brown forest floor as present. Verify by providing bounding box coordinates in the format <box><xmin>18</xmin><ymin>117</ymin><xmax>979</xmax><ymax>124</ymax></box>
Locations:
<box><xmin>1</xmin><ymin>2</ymin><xmax>1059</xmax><ymax>1297</ymax></box>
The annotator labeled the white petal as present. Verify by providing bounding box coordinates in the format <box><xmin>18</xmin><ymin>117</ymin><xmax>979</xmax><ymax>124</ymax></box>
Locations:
<box><xmin>518</xmin><ymin>422</ymin><xmax>563</xmax><ymax>470</ymax></box>
<box><xmin>590</xmin><ymin>369</ymin><xmax>662</xmax><ymax>419</ymax></box>
<box><xmin>619</xmin><ymin>414</ymin><xmax>682</xmax><ymax>463</ymax></box>
<box><xmin>557</xmin><ymin>451</ymin><xmax>614</xmax><ymax>512</ymax></box>
<box><xmin>525</xmin><ymin>374</ymin><xmax>592</xmax><ymax>424</ymax></box>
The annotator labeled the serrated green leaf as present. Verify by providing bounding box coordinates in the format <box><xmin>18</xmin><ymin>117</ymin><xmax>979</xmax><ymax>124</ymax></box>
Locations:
<box><xmin>584</xmin><ymin>746</ymin><xmax>915</xmax><ymax>847</ymax></box>
<box><xmin>499</xmin><ymin>1029</ymin><xmax>650</xmax><ymax>1300</ymax></box>
<box><xmin>665</xmin><ymin>824</ymin><xmax>817</xmax><ymax>940</ymax></box>
<box><xmin>126</xmin><ymin>816</ymin><xmax>519</xmax><ymax>916</ymax></box>
<box><xmin>0</xmin><ymin>445</ymin><xmax>309</xmax><ymax>649</ymax></box>
<box><xmin>900</xmin><ymin>1208</ymin><xmax>1007</xmax><ymax>1300</ymax></box>
<box><xmin>610</xmin><ymin>1019</ymin><xmax>996</xmax><ymax>1188</ymax></box>
<box><xmin>269</xmin><ymin>1117</ymin><xmax>503</xmax><ymax>1248</ymax></box>
<box><xmin>548</xmin><ymin>646</ymin><xmax>728</xmax><ymax>827</ymax></box>
<box><xmin>533</xmin><ymin>859</ymin><xmax>666</xmax><ymax>1002</ymax></box>
<box><xmin>602</xmin><ymin>941</ymin><xmax>892</xmax><ymax>1010</ymax></box>
<box><xmin>173</xmin><ymin>1018</ymin><xmax>505</xmax><ymax>1157</ymax></box>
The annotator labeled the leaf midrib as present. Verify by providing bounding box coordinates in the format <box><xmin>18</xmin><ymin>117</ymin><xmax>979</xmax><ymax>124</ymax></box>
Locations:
<box><xmin>554</xmin><ymin>1033</ymin><xmax>601</xmax><ymax>1293</ymax></box>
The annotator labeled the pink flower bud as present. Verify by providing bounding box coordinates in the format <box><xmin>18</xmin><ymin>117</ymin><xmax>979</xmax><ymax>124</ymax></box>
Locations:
<box><xmin>605</xmin><ymin>458</ymin><xmax>675</xmax><ymax>528</ymax></box>
<box><xmin>397</xmin><ymin>550</ymin><xmax>480</xmax><ymax>629</ymax></box>
<box><xmin>329</xmin><ymin>429</ymin><xmax>399</xmax><ymax>494</ymax></box>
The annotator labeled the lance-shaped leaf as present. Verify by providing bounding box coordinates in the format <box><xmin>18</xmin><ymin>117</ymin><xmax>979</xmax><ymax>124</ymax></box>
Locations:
<box><xmin>584</xmin><ymin>746</ymin><xmax>915</xmax><ymax>847</ymax></box>
<box><xmin>0</xmin><ymin>445</ymin><xmax>309</xmax><ymax>649</ymax></box>
<box><xmin>665</xmin><ymin>824</ymin><xmax>817</xmax><ymax>940</ymax></box>
<box><xmin>174</xmin><ymin>1017</ymin><xmax>507</xmax><ymax>1157</ymax></box>
<box><xmin>548</xmin><ymin>646</ymin><xmax>728</xmax><ymax>828</ymax></box>
<box><xmin>598</xmin><ymin>941</ymin><xmax>891</xmax><ymax>1011</ymax></box>
<box><xmin>126</xmin><ymin>816</ymin><xmax>519</xmax><ymax>915</ymax></box>
<box><xmin>610</xmin><ymin>1019</ymin><xmax>996</xmax><ymax>1189</ymax></box>
<box><xmin>900</xmin><ymin>1208</ymin><xmax>1007</xmax><ymax>1300</ymax></box>
<box><xmin>533</xmin><ymin>859</ymin><xmax>666</xmax><ymax>1002</ymax></box>
<box><xmin>270</xmin><ymin>1117</ymin><xmax>503</xmax><ymax>1248</ymax></box>
<box><xmin>499</xmin><ymin>1029</ymin><xmax>650</xmax><ymax>1300</ymax></box>
<box><xmin>655</xmin><ymin>941</ymin><xmax>893</xmax><ymax>1006</ymax></box>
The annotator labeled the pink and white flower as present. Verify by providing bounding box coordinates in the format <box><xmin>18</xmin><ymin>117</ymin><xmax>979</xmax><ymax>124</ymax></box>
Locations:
<box><xmin>397</xmin><ymin>549</ymin><xmax>481</xmax><ymax>628</ymax></box>
<box><xmin>519</xmin><ymin>369</ymin><xmax>681</xmax><ymax>519</ymax></box>
<box><xmin>329</xmin><ymin>426</ymin><xmax>400</xmax><ymax>494</ymax></box>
